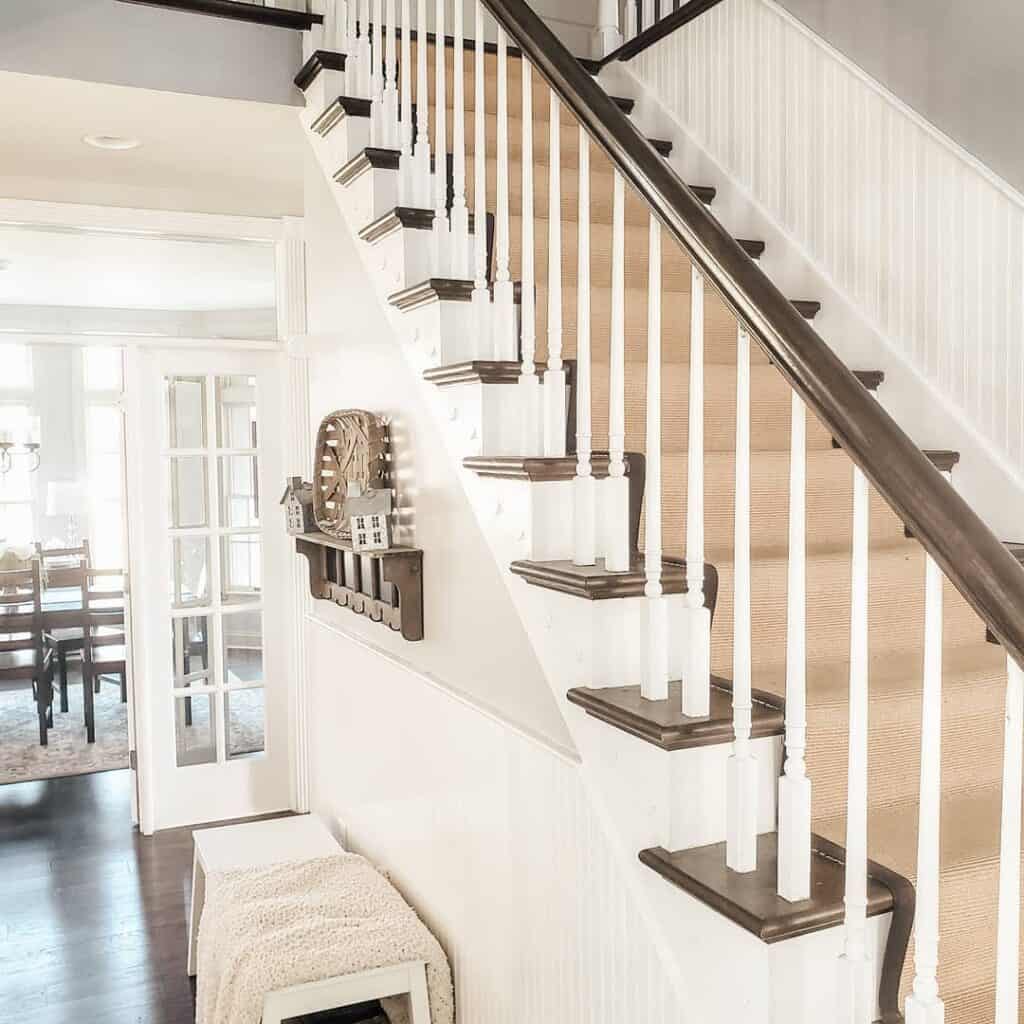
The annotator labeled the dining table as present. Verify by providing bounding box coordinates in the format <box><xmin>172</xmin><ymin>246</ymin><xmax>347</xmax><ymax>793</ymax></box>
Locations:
<box><xmin>0</xmin><ymin>561</ymin><xmax>126</xmax><ymax>743</ymax></box>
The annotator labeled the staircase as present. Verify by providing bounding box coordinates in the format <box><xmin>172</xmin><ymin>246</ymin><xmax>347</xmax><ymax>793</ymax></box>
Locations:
<box><xmin>291</xmin><ymin>1</ymin><xmax>1024</xmax><ymax>1020</ymax></box>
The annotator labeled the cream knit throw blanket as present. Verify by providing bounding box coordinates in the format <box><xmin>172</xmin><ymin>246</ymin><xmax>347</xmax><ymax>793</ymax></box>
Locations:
<box><xmin>196</xmin><ymin>853</ymin><xmax>454</xmax><ymax>1024</ymax></box>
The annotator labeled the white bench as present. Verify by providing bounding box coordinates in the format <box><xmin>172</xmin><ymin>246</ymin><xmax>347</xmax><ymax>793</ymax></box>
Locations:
<box><xmin>188</xmin><ymin>815</ymin><xmax>431</xmax><ymax>1024</ymax></box>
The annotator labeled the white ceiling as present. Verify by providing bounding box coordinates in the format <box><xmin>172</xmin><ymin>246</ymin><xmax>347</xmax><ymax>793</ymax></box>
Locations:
<box><xmin>0</xmin><ymin>70</ymin><xmax>304</xmax><ymax>217</ymax></box>
<box><xmin>0</xmin><ymin>226</ymin><xmax>276</xmax><ymax>310</ymax></box>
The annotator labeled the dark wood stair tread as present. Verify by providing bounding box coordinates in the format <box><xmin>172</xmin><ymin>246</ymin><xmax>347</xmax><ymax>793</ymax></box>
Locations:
<box><xmin>335</xmin><ymin>147</ymin><xmax>402</xmax><ymax>185</ymax></box>
<box><xmin>792</xmin><ymin>300</ymin><xmax>821</xmax><ymax>320</ymax></box>
<box><xmin>464</xmin><ymin>452</ymin><xmax>622</xmax><ymax>480</ymax></box>
<box><xmin>359</xmin><ymin>206</ymin><xmax>478</xmax><ymax>243</ymax></box>
<box><xmin>424</xmin><ymin>360</ymin><xmax>526</xmax><ymax>386</ymax></box>
<box><xmin>295</xmin><ymin>49</ymin><xmax>347</xmax><ymax>91</ymax></box>
<box><xmin>389</xmin><ymin>278</ymin><xmax>523</xmax><ymax>310</ymax></box>
<box><xmin>125</xmin><ymin>0</ymin><xmax>322</xmax><ymax>29</ymax></box>
<box><xmin>510</xmin><ymin>554</ymin><xmax>718</xmax><ymax>606</ymax></box>
<box><xmin>567</xmin><ymin>677</ymin><xmax>784</xmax><ymax>751</ymax></box>
<box><xmin>738</xmin><ymin>239</ymin><xmax>765</xmax><ymax>260</ymax></box>
<box><xmin>312</xmin><ymin>95</ymin><xmax>372</xmax><ymax>135</ymax></box>
<box><xmin>639</xmin><ymin>832</ymin><xmax>909</xmax><ymax>946</ymax></box>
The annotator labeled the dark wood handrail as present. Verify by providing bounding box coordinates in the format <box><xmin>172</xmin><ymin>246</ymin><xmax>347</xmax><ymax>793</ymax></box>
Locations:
<box><xmin>482</xmin><ymin>0</ymin><xmax>1024</xmax><ymax>669</ymax></box>
<box><xmin>117</xmin><ymin>0</ymin><xmax>322</xmax><ymax>30</ymax></box>
<box><xmin>596</xmin><ymin>0</ymin><xmax>727</xmax><ymax>68</ymax></box>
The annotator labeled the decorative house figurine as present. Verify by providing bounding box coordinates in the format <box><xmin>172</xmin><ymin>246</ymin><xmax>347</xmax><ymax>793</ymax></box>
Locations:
<box><xmin>348</xmin><ymin>488</ymin><xmax>394</xmax><ymax>552</ymax></box>
<box><xmin>280</xmin><ymin>477</ymin><xmax>316</xmax><ymax>535</ymax></box>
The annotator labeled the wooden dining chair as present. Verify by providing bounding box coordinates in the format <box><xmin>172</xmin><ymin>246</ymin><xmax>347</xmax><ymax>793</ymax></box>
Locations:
<box><xmin>0</xmin><ymin>562</ymin><xmax>56</xmax><ymax>746</ymax></box>
<box><xmin>81</xmin><ymin>568</ymin><xmax>127</xmax><ymax>744</ymax></box>
<box><xmin>35</xmin><ymin>540</ymin><xmax>92</xmax><ymax>713</ymax></box>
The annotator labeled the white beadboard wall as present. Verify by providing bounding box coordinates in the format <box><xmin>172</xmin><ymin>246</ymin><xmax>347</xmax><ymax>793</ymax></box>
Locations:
<box><xmin>306</xmin><ymin>620</ymin><xmax>689</xmax><ymax>1023</ymax></box>
<box><xmin>630</xmin><ymin>0</ymin><xmax>1024</xmax><ymax>497</ymax></box>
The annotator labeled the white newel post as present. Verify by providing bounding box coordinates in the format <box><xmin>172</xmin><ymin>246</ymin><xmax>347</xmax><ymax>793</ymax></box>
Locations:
<box><xmin>573</xmin><ymin>128</ymin><xmax>596</xmax><ymax>566</ymax></box>
<box><xmin>492</xmin><ymin>28</ymin><xmax>517</xmax><ymax>361</ymax></box>
<box><xmin>399</xmin><ymin>0</ymin><xmax>414</xmax><ymax>203</ymax></box>
<box><xmin>518</xmin><ymin>59</ymin><xmax>542</xmax><ymax>453</ymax></box>
<box><xmin>543</xmin><ymin>91</ymin><xmax>567</xmax><ymax>457</ymax></box>
<box><xmin>682</xmin><ymin>264</ymin><xmax>709</xmax><ymax>717</ymax></box>
<box><xmin>593</xmin><ymin>0</ymin><xmax>622</xmax><ymax>58</ymax></box>
<box><xmin>414</xmin><ymin>0</ymin><xmax>432</xmax><ymax>207</ymax></box>
<box><xmin>432</xmin><ymin>0</ymin><xmax>449</xmax><ymax>275</ymax></box>
<box><xmin>642</xmin><ymin>213</ymin><xmax>668</xmax><ymax>701</ymax></box>
<box><xmin>838</xmin><ymin>464</ymin><xmax>873</xmax><ymax>1024</ymax></box>
<box><xmin>449</xmin><ymin>0</ymin><xmax>469</xmax><ymax>278</ymax></box>
<box><xmin>778</xmin><ymin>390</ymin><xmax>811</xmax><ymax>901</ymax></box>
<box><xmin>727</xmin><ymin>324</ymin><xmax>757</xmax><ymax>871</ymax></box>
<box><xmin>995</xmin><ymin>654</ymin><xmax>1024</xmax><ymax>1024</ymax></box>
<box><xmin>606</xmin><ymin>170</ymin><xmax>630</xmax><ymax>573</ymax></box>
<box><xmin>905</xmin><ymin>553</ymin><xmax>945</xmax><ymax>1024</ymax></box>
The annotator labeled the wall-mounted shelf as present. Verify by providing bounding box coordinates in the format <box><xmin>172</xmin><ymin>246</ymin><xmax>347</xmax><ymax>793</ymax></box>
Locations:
<box><xmin>295</xmin><ymin>531</ymin><xmax>424</xmax><ymax>642</ymax></box>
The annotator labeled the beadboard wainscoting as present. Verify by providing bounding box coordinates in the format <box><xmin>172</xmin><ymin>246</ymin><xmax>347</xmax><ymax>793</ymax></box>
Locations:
<box><xmin>305</xmin><ymin>619</ymin><xmax>693</xmax><ymax>1024</ymax></box>
<box><xmin>627</xmin><ymin>0</ymin><xmax>1024</xmax><ymax>526</ymax></box>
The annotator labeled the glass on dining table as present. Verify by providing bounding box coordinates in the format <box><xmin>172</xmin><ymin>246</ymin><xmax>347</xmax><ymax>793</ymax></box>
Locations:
<box><xmin>170</xmin><ymin>536</ymin><xmax>209</xmax><ymax>608</ymax></box>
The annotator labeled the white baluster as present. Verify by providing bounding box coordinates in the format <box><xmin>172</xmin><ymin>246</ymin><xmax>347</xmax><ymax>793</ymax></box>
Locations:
<box><xmin>727</xmin><ymin>323</ymin><xmax>757</xmax><ymax>871</ymax></box>
<box><xmin>370</xmin><ymin>0</ymin><xmax>384</xmax><ymax>143</ymax></box>
<box><xmin>346</xmin><ymin>0</ymin><xmax>360</xmax><ymax>94</ymax></box>
<box><xmin>382</xmin><ymin>0</ymin><xmax>398</xmax><ymax>146</ymax></box>
<box><xmin>905</xmin><ymin>553</ymin><xmax>945</xmax><ymax>1024</ymax></box>
<box><xmin>778</xmin><ymin>390</ymin><xmax>811</xmax><ymax>901</ymax></box>
<box><xmin>305</xmin><ymin>0</ymin><xmax>325</xmax><ymax>60</ymax></box>
<box><xmin>518</xmin><ymin>60</ymin><xmax>542</xmax><ymax>453</ymax></box>
<box><xmin>682</xmin><ymin>264</ymin><xmax>709</xmax><ymax>717</ymax></box>
<box><xmin>643</xmin><ymin>213</ymin><xmax>668</xmax><ymax>701</ymax></box>
<box><xmin>449</xmin><ymin>0</ymin><xmax>469</xmax><ymax>277</ymax></box>
<box><xmin>399</xmin><ymin>0</ymin><xmax>414</xmax><ymax>203</ymax></box>
<box><xmin>593</xmin><ymin>0</ymin><xmax>623</xmax><ymax>56</ymax></box>
<box><xmin>359</xmin><ymin>0</ymin><xmax>373</xmax><ymax>98</ymax></box>
<box><xmin>573</xmin><ymin>128</ymin><xmax>596</xmax><ymax>567</ymax></box>
<box><xmin>995</xmin><ymin>654</ymin><xmax>1024</xmax><ymax>1024</ymax></box>
<box><xmin>606</xmin><ymin>170</ymin><xmax>630</xmax><ymax>574</ymax></box>
<box><xmin>336</xmin><ymin>0</ymin><xmax>350</xmax><ymax>55</ymax></box>
<box><xmin>414</xmin><ymin>0</ymin><xmax>432</xmax><ymax>207</ymax></box>
<box><xmin>544</xmin><ymin>91</ymin><xmax>567</xmax><ymax>457</ymax></box>
<box><xmin>625</xmin><ymin>0</ymin><xmax>638</xmax><ymax>41</ymax></box>
<box><xmin>432</xmin><ymin>0</ymin><xmax>449</xmax><ymax>275</ymax></box>
<box><xmin>471</xmin><ymin>0</ymin><xmax>490</xmax><ymax>354</ymax></box>
<box><xmin>838</xmin><ymin>464</ymin><xmax>872</xmax><ymax>1024</ymax></box>
<box><xmin>492</xmin><ymin>28</ymin><xmax>516</xmax><ymax>360</ymax></box>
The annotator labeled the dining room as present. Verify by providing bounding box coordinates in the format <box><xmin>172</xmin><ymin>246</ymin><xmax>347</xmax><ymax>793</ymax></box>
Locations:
<box><xmin>0</xmin><ymin>340</ymin><xmax>131</xmax><ymax>784</ymax></box>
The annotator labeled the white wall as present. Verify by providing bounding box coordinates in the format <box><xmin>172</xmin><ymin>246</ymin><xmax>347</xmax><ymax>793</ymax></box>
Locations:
<box><xmin>306</xmin><ymin>623</ymin><xmax>693</xmax><ymax>1022</ymax></box>
<box><xmin>302</xmin><ymin>150</ymin><xmax>571</xmax><ymax>754</ymax></box>
<box><xmin>625</xmin><ymin>0</ymin><xmax>1024</xmax><ymax>538</ymax></box>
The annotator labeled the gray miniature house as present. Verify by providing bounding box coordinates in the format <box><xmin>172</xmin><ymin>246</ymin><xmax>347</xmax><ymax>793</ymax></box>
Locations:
<box><xmin>280</xmin><ymin>477</ymin><xmax>316</xmax><ymax>536</ymax></box>
<box><xmin>348</xmin><ymin>489</ymin><xmax>393</xmax><ymax>552</ymax></box>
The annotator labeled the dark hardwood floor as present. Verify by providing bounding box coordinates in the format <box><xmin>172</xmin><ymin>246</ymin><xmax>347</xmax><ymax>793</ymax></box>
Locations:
<box><xmin>0</xmin><ymin>770</ymin><xmax>195</xmax><ymax>1024</ymax></box>
<box><xmin>0</xmin><ymin>770</ymin><xmax>387</xmax><ymax>1024</ymax></box>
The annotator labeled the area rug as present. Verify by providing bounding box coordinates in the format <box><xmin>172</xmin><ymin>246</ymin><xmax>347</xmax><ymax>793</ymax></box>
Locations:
<box><xmin>0</xmin><ymin>670</ymin><xmax>128</xmax><ymax>785</ymax></box>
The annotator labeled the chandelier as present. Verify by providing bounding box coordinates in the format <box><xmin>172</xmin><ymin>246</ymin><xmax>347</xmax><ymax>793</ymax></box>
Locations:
<box><xmin>0</xmin><ymin>419</ymin><xmax>41</xmax><ymax>475</ymax></box>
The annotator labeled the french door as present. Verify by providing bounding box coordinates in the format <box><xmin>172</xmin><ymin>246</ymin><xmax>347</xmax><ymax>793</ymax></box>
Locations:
<box><xmin>126</xmin><ymin>347</ymin><xmax>292</xmax><ymax>833</ymax></box>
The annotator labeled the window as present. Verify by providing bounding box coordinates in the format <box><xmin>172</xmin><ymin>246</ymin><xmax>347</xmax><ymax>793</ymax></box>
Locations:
<box><xmin>83</xmin><ymin>348</ymin><xmax>126</xmax><ymax>568</ymax></box>
<box><xmin>0</xmin><ymin>344</ymin><xmax>35</xmax><ymax>545</ymax></box>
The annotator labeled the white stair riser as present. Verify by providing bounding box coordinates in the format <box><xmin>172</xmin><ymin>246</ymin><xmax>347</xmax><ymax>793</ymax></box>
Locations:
<box><xmin>301</xmin><ymin>69</ymin><xmax>347</xmax><ymax>119</ymax></box>
<box><xmin>366</xmin><ymin>226</ymin><xmax>476</xmax><ymax>296</ymax></box>
<box><xmin>400</xmin><ymin>301</ymin><xmax>480</xmax><ymax>365</ymax></box>
<box><xmin>437</xmin><ymin>381</ymin><xmax>531</xmax><ymax>457</ymax></box>
<box><xmin>346</xmin><ymin>168</ymin><xmax>401</xmax><ymax>229</ymax></box>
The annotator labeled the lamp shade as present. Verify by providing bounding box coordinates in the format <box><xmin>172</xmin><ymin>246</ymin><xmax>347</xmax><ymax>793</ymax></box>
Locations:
<box><xmin>46</xmin><ymin>480</ymin><xmax>87</xmax><ymax>517</ymax></box>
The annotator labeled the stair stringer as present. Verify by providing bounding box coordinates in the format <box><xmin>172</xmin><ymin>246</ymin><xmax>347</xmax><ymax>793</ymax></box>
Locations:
<box><xmin>298</xmin><ymin>108</ymin><xmax>892</xmax><ymax>1024</ymax></box>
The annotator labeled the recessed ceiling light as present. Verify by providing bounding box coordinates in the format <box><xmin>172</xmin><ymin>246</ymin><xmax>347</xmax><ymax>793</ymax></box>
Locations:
<box><xmin>82</xmin><ymin>134</ymin><xmax>141</xmax><ymax>151</ymax></box>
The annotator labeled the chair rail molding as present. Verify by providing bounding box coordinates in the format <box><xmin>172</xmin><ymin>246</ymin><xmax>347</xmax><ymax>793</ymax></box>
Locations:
<box><xmin>621</xmin><ymin>0</ymin><xmax>1024</xmax><ymax>539</ymax></box>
